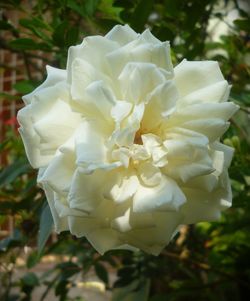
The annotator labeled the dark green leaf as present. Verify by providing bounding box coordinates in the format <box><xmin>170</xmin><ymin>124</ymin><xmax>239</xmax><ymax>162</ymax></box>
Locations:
<box><xmin>112</xmin><ymin>278</ymin><xmax>150</xmax><ymax>301</ymax></box>
<box><xmin>66</xmin><ymin>0</ymin><xmax>86</xmax><ymax>17</ymax></box>
<box><xmin>0</xmin><ymin>159</ymin><xmax>30</xmax><ymax>188</ymax></box>
<box><xmin>9</xmin><ymin>38</ymin><xmax>51</xmax><ymax>51</ymax></box>
<box><xmin>38</xmin><ymin>204</ymin><xmax>53</xmax><ymax>253</ymax></box>
<box><xmin>13</xmin><ymin>80</ymin><xmax>36</xmax><ymax>94</ymax></box>
<box><xmin>21</xmin><ymin>272</ymin><xmax>39</xmax><ymax>287</ymax></box>
<box><xmin>234</xmin><ymin>19</ymin><xmax>250</xmax><ymax>31</ymax></box>
<box><xmin>94</xmin><ymin>262</ymin><xmax>109</xmax><ymax>284</ymax></box>
<box><xmin>131</xmin><ymin>0</ymin><xmax>154</xmax><ymax>31</ymax></box>
<box><xmin>27</xmin><ymin>251</ymin><xmax>41</xmax><ymax>268</ymax></box>
<box><xmin>9</xmin><ymin>38</ymin><xmax>39</xmax><ymax>50</ymax></box>
<box><xmin>84</xmin><ymin>0</ymin><xmax>100</xmax><ymax>16</ymax></box>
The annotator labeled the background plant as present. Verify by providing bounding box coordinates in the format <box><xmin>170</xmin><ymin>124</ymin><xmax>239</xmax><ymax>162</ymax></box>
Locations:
<box><xmin>0</xmin><ymin>0</ymin><xmax>249</xmax><ymax>300</ymax></box>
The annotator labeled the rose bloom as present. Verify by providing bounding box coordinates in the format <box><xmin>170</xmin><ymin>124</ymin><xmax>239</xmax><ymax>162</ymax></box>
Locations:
<box><xmin>18</xmin><ymin>25</ymin><xmax>238</xmax><ymax>255</ymax></box>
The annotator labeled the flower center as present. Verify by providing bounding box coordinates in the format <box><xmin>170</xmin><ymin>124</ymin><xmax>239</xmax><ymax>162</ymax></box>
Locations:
<box><xmin>134</xmin><ymin>128</ymin><xmax>143</xmax><ymax>145</ymax></box>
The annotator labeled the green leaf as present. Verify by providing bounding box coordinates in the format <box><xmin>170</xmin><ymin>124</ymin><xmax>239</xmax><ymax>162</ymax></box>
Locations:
<box><xmin>94</xmin><ymin>262</ymin><xmax>109</xmax><ymax>284</ymax></box>
<box><xmin>19</xmin><ymin>17</ymin><xmax>52</xmax><ymax>42</ymax></box>
<box><xmin>57</xmin><ymin>262</ymin><xmax>80</xmax><ymax>279</ymax></box>
<box><xmin>66</xmin><ymin>0</ymin><xmax>86</xmax><ymax>17</ymax></box>
<box><xmin>0</xmin><ymin>20</ymin><xmax>15</xmax><ymax>30</ymax></box>
<box><xmin>9</xmin><ymin>38</ymin><xmax>51</xmax><ymax>51</ymax></box>
<box><xmin>13</xmin><ymin>80</ymin><xmax>37</xmax><ymax>94</ymax></box>
<box><xmin>27</xmin><ymin>251</ymin><xmax>41</xmax><ymax>268</ymax></box>
<box><xmin>19</xmin><ymin>17</ymin><xmax>51</xmax><ymax>30</ymax></box>
<box><xmin>21</xmin><ymin>272</ymin><xmax>39</xmax><ymax>287</ymax></box>
<box><xmin>84</xmin><ymin>0</ymin><xmax>100</xmax><ymax>16</ymax></box>
<box><xmin>234</xmin><ymin>19</ymin><xmax>250</xmax><ymax>31</ymax></box>
<box><xmin>112</xmin><ymin>278</ymin><xmax>150</xmax><ymax>301</ymax></box>
<box><xmin>38</xmin><ymin>204</ymin><xmax>53</xmax><ymax>253</ymax></box>
<box><xmin>131</xmin><ymin>0</ymin><xmax>154</xmax><ymax>31</ymax></box>
<box><xmin>0</xmin><ymin>92</ymin><xmax>19</xmax><ymax>101</ymax></box>
<box><xmin>52</xmin><ymin>22</ymin><xmax>68</xmax><ymax>47</ymax></box>
<box><xmin>0</xmin><ymin>159</ymin><xmax>30</xmax><ymax>188</ymax></box>
<box><xmin>9</xmin><ymin>38</ymin><xmax>39</xmax><ymax>50</ymax></box>
<box><xmin>65</xmin><ymin>27</ymin><xmax>79</xmax><ymax>46</ymax></box>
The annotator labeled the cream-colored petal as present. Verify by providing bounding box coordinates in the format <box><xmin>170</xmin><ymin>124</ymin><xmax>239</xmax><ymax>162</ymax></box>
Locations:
<box><xmin>70</xmin><ymin>58</ymin><xmax>114</xmax><ymax>104</ymax></box>
<box><xmin>109</xmin><ymin>103</ymin><xmax>144</xmax><ymax>147</ymax></box>
<box><xmin>17</xmin><ymin>108</ymin><xmax>53</xmax><ymax>168</ymax></box>
<box><xmin>23</xmin><ymin>66</ymin><xmax>66</xmax><ymax>105</ymax></box>
<box><xmin>163</xmin><ymin>138</ymin><xmax>214</xmax><ymax>182</ymax></box>
<box><xmin>174</xmin><ymin>59</ymin><xmax>225</xmax><ymax>97</ymax></box>
<box><xmin>68</xmin><ymin>216</ymin><xmax>98</xmax><ymax>237</ymax></box>
<box><xmin>179</xmin><ymin>80</ymin><xmax>230</xmax><ymax>105</ymax></box>
<box><xmin>38</xmin><ymin>151</ymin><xmax>75</xmax><ymax>195</ymax></box>
<box><xmin>33</xmin><ymin>99</ymin><xmax>81</xmax><ymax>153</ymax></box>
<box><xmin>67</xmin><ymin>36</ymin><xmax>118</xmax><ymax>83</ymax></box>
<box><xmin>75</xmin><ymin>120</ymin><xmax>112</xmax><ymax>171</ymax></box>
<box><xmin>111</xmin><ymin>101</ymin><xmax>133</xmax><ymax>123</ymax></box>
<box><xmin>181</xmin><ymin>118</ymin><xmax>230</xmax><ymax>142</ymax></box>
<box><xmin>68</xmin><ymin>169</ymin><xmax>106</xmax><ymax>213</ymax></box>
<box><xmin>111</xmin><ymin>209</ymin><xmax>132</xmax><ymax>232</ymax></box>
<box><xmin>140</xmin><ymin>28</ymin><xmax>162</xmax><ymax>44</ymax></box>
<box><xmin>108</xmin><ymin>173</ymin><xmax>139</xmax><ymax>203</ymax></box>
<box><xmin>174</xmin><ymin>102</ymin><xmax>239</xmax><ymax>123</ymax></box>
<box><xmin>141</xmin><ymin>134</ymin><xmax>168</xmax><ymax>167</ymax></box>
<box><xmin>133</xmin><ymin>175</ymin><xmax>186</xmax><ymax>213</ymax></box>
<box><xmin>127</xmin><ymin>211</ymin><xmax>182</xmax><ymax>255</ymax></box>
<box><xmin>211</xmin><ymin>141</ymin><xmax>234</xmax><ymax>168</ymax></box>
<box><xmin>42</xmin><ymin>184</ymin><xmax>69</xmax><ymax>233</ymax></box>
<box><xmin>119</xmin><ymin>62</ymin><xmax>165</xmax><ymax>103</ymax></box>
<box><xmin>84</xmin><ymin>80</ymin><xmax>116</xmax><ymax>121</ymax></box>
<box><xmin>142</xmin><ymin>81</ymin><xmax>178</xmax><ymax>132</ymax></box>
<box><xmin>106</xmin><ymin>36</ymin><xmax>173</xmax><ymax>79</ymax></box>
<box><xmin>105</xmin><ymin>24</ymin><xmax>138</xmax><ymax>45</ymax></box>
<box><xmin>181</xmin><ymin>171</ymin><xmax>232</xmax><ymax>224</ymax></box>
<box><xmin>86</xmin><ymin>228</ymin><xmax>123</xmax><ymax>255</ymax></box>
<box><xmin>138</xmin><ymin>162</ymin><xmax>162</xmax><ymax>187</ymax></box>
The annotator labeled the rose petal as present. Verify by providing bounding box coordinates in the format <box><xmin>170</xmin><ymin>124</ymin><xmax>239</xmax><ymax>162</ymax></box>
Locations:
<box><xmin>174</xmin><ymin>60</ymin><xmax>225</xmax><ymax>98</ymax></box>
<box><xmin>133</xmin><ymin>175</ymin><xmax>186</xmax><ymax>213</ymax></box>
<box><xmin>105</xmin><ymin>24</ymin><xmax>138</xmax><ymax>45</ymax></box>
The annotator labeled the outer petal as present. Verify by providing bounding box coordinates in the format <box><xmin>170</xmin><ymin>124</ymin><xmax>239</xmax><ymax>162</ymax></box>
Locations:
<box><xmin>106</xmin><ymin>31</ymin><xmax>173</xmax><ymax>79</ymax></box>
<box><xmin>38</xmin><ymin>151</ymin><xmax>75</xmax><ymax>195</ymax></box>
<box><xmin>174</xmin><ymin>60</ymin><xmax>225</xmax><ymax>98</ymax></box>
<box><xmin>127</xmin><ymin>211</ymin><xmax>183</xmax><ymax>255</ymax></box>
<box><xmin>67</xmin><ymin>36</ymin><xmax>118</xmax><ymax>83</ymax></box>
<box><xmin>133</xmin><ymin>175</ymin><xmax>186</xmax><ymax>213</ymax></box>
<box><xmin>180</xmin><ymin>165</ymin><xmax>232</xmax><ymax>224</ymax></box>
<box><xmin>42</xmin><ymin>184</ymin><xmax>69</xmax><ymax>233</ymax></box>
<box><xmin>105</xmin><ymin>24</ymin><xmax>138</xmax><ymax>45</ymax></box>
<box><xmin>179</xmin><ymin>80</ymin><xmax>230</xmax><ymax>105</ymax></box>
<box><xmin>165</xmin><ymin>102</ymin><xmax>238</xmax><ymax>142</ymax></box>
<box><xmin>18</xmin><ymin>107</ymin><xmax>53</xmax><ymax>168</ymax></box>
<box><xmin>22</xmin><ymin>66</ymin><xmax>66</xmax><ymax>105</ymax></box>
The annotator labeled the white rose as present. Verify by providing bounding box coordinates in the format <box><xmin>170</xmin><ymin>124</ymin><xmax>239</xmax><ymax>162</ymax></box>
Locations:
<box><xmin>17</xmin><ymin>25</ymin><xmax>238</xmax><ymax>255</ymax></box>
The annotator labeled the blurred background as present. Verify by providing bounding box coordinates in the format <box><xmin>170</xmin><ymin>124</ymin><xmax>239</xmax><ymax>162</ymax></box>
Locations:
<box><xmin>0</xmin><ymin>0</ymin><xmax>249</xmax><ymax>300</ymax></box>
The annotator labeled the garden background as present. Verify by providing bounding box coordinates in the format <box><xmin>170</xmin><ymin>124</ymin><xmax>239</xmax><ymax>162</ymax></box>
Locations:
<box><xmin>0</xmin><ymin>0</ymin><xmax>249</xmax><ymax>300</ymax></box>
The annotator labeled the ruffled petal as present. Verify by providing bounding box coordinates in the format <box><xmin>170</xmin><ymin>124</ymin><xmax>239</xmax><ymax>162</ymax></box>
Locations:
<box><xmin>22</xmin><ymin>66</ymin><xmax>66</xmax><ymax>105</ymax></box>
<box><xmin>38</xmin><ymin>151</ymin><xmax>75</xmax><ymax>195</ymax></box>
<box><xmin>67</xmin><ymin>36</ymin><xmax>118</xmax><ymax>83</ymax></box>
<box><xmin>133</xmin><ymin>175</ymin><xmax>186</xmax><ymax>213</ymax></box>
<box><xmin>119</xmin><ymin>62</ymin><xmax>166</xmax><ymax>103</ymax></box>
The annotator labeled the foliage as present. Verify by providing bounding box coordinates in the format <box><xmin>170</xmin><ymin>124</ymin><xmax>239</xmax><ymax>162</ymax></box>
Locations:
<box><xmin>0</xmin><ymin>0</ymin><xmax>249</xmax><ymax>300</ymax></box>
